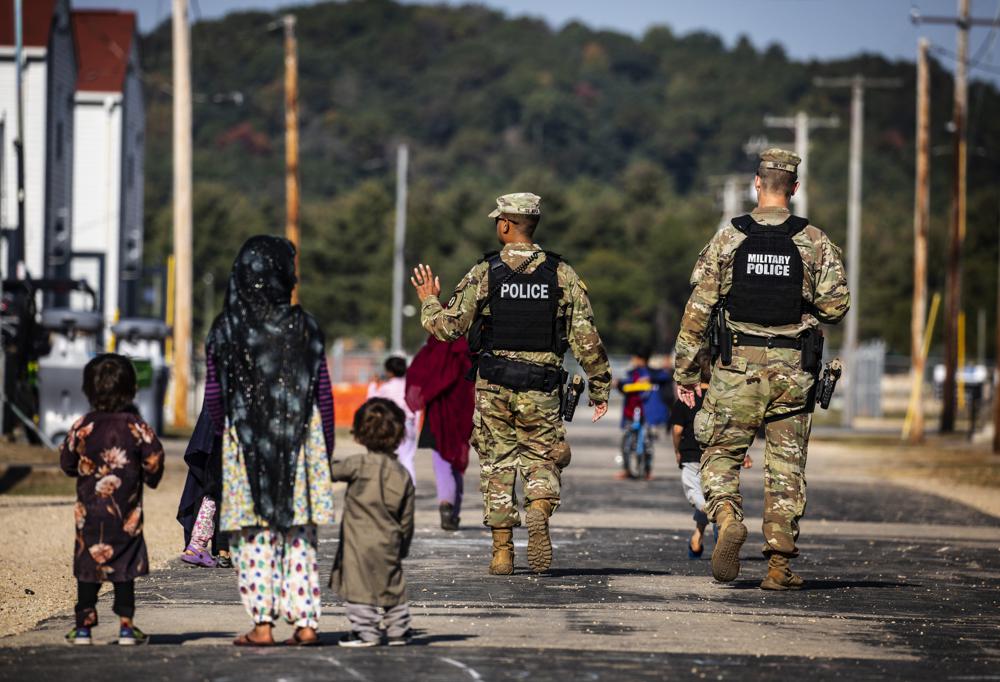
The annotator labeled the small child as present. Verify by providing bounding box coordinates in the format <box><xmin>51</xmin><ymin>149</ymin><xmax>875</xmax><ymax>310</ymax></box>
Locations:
<box><xmin>669</xmin><ymin>357</ymin><xmax>750</xmax><ymax>559</ymax></box>
<box><xmin>59</xmin><ymin>353</ymin><xmax>165</xmax><ymax>645</ymax></box>
<box><xmin>366</xmin><ymin>356</ymin><xmax>419</xmax><ymax>484</ymax></box>
<box><xmin>330</xmin><ymin>398</ymin><xmax>415</xmax><ymax>647</ymax></box>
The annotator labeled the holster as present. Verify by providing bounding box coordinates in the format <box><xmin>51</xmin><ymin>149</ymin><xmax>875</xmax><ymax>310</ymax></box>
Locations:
<box><xmin>712</xmin><ymin>301</ymin><xmax>732</xmax><ymax>366</ymax></box>
<box><xmin>478</xmin><ymin>353</ymin><xmax>563</xmax><ymax>393</ymax></box>
<box><xmin>801</xmin><ymin>328</ymin><xmax>825</xmax><ymax>413</ymax></box>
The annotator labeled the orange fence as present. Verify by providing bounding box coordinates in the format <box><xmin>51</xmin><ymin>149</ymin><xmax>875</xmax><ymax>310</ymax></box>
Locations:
<box><xmin>331</xmin><ymin>383</ymin><xmax>370</xmax><ymax>428</ymax></box>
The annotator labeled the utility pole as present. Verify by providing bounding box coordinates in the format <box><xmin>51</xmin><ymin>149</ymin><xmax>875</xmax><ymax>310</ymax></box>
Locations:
<box><xmin>910</xmin><ymin>38</ymin><xmax>931</xmax><ymax>444</ymax></box>
<box><xmin>994</xmin><ymin>205</ymin><xmax>1000</xmax><ymax>453</ymax></box>
<box><xmin>763</xmin><ymin>112</ymin><xmax>839</xmax><ymax>218</ymax></box>
<box><xmin>815</xmin><ymin>75</ymin><xmax>902</xmax><ymax>427</ymax></box>
<box><xmin>716</xmin><ymin>175</ymin><xmax>744</xmax><ymax>232</ymax></box>
<box><xmin>390</xmin><ymin>144</ymin><xmax>408</xmax><ymax>354</ymax></box>
<box><xmin>943</xmin><ymin>0</ymin><xmax>969</xmax><ymax>433</ymax></box>
<box><xmin>912</xmin><ymin>0</ymin><xmax>996</xmax><ymax>433</ymax></box>
<box><xmin>172</xmin><ymin>0</ymin><xmax>193</xmax><ymax>428</ymax></box>
<box><xmin>10</xmin><ymin>0</ymin><xmax>25</xmax><ymax>277</ymax></box>
<box><xmin>282</xmin><ymin>14</ymin><xmax>300</xmax><ymax>303</ymax></box>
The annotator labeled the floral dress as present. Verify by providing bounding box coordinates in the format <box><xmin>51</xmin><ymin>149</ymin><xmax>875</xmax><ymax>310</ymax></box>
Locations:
<box><xmin>220</xmin><ymin>407</ymin><xmax>335</xmax><ymax>531</ymax></box>
<box><xmin>59</xmin><ymin>412</ymin><xmax>165</xmax><ymax>583</ymax></box>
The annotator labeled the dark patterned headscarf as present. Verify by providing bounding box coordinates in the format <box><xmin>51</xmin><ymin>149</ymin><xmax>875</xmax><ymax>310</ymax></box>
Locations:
<box><xmin>207</xmin><ymin>236</ymin><xmax>325</xmax><ymax>530</ymax></box>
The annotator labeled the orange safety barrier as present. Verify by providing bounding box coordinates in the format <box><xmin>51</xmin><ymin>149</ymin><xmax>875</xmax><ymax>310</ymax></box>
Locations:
<box><xmin>331</xmin><ymin>383</ymin><xmax>371</xmax><ymax>427</ymax></box>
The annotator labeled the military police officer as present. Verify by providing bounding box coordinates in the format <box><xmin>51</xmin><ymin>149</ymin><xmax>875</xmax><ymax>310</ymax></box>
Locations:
<box><xmin>411</xmin><ymin>193</ymin><xmax>612</xmax><ymax>575</ymax></box>
<box><xmin>674</xmin><ymin>149</ymin><xmax>850</xmax><ymax>590</ymax></box>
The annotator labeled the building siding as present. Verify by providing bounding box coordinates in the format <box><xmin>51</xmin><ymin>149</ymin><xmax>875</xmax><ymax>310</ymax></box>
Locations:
<box><xmin>118</xmin><ymin>39</ymin><xmax>144</xmax><ymax>318</ymax></box>
<box><xmin>0</xmin><ymin>55</ymin><xmax>47</xmax><ymax>279</ymax></box>
<box><xmin>43</xmin><ymin>0</ymin><xmax>75</xmax><ymax>286</ymax></box>
<box><xmin>71</xmin><ymin>97</ymin><xmax>120</xmax><ymax>321</ymax></box>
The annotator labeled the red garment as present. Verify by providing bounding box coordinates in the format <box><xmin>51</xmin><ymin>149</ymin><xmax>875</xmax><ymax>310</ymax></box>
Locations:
<box><xmin>405</xmin><ymin>337</ymin><xmax>475</xmax><ymax>474</ymax></box>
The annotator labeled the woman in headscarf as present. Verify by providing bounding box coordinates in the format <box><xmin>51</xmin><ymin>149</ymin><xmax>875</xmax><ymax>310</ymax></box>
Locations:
<box><xmin>405</xmin><ymin>336</ymin><xmax>474</xmax><ymax>531</ymax></box>
<box><xmin>205</xmin><ymin>236</ymin><xmax>335</xmax><ymax>647</ymax></box>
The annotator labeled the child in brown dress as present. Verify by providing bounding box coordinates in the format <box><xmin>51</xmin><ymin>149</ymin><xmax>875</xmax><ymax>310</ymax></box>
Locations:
<box><xmin>60</xmin><ymin>353</ymin><xmax>165</xmax><ymax>645</ymax></box>
<box><xmin>331</xmin><ymin>398</ymin><xmax>415</xmax><ymax>647</ymax></box>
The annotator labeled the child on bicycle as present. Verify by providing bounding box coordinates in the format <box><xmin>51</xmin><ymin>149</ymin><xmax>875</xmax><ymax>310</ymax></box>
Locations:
<box><xmin>616</xmin><ymin>348</ymin><xmax>671</xmax><ymax>480</ymax></box>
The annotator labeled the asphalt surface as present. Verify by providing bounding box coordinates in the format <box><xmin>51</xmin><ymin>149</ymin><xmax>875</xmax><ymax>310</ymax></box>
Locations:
<box><xmin>2</xmin><ymin>417</ymin><xmax>999</xmax><ymax>681</ymax></box>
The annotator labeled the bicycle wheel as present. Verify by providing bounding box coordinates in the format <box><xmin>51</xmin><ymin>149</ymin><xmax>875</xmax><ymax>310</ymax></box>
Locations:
<box><xmin>625</xmin><ymin>430</ymin><xmax>643</xmax><ymax>479</ymax></box>
<box><xmin>642</xmin><ymin>434</ymin><xmax>654</xmax><ymax>478</ymax></box>
<box><xmin>620</xmin><ymin>431</ymin><xmax>635</xmax><ymax>476</ymax></box>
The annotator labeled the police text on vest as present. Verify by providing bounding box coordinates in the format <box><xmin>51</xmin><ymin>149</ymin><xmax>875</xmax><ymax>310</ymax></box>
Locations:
<box><xmin>500</xmin><ymin>283</ymin><xmax>550</xmax><ymax>299</ymax></box>
<box><xmin>746</xmin><ymin>253</ymin><xmax>791</xmax><ymax>276</ymax></box>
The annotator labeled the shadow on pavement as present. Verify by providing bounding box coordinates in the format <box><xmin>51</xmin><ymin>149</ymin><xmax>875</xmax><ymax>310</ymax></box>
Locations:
<box><xmin>410</xmin><ymin>633</ymin><xmax>478</xmax><ymax>646</ymax></box>
<box><xmin>151</xmin><ymin>632</ymin><xmax>235</xmax><ymax>645</ymax></box>
<box><xmin>724</xmin><ymin>579</ymin><xmax>915</xmax><ymax>591</ymax></box>
<box><xmin>545</xmin><ymin>567</ymin><xmax>673</xmax><ymax>577</ymax></box>
<box><xmin>0</xmin><ymin>466</ymin><xmax>32</xmax><ymax>493</ymax></box>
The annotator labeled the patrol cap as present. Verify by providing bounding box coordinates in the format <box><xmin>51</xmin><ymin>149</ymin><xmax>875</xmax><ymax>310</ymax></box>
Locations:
<box><xmin>487</xmin><ymin>192</ymin><xmax>542</xmax><ymax>219</ymax></box>
<box><xmin>759</xmin><ymin>148</ymin><xmax>801</xmax><ymax>174</ymax></box>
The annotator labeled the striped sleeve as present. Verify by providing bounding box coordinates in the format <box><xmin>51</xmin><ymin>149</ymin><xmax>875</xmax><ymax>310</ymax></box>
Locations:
<box><xmin>315</xmin><ymin>359</ymin><xmax>335</xmax><ymax>456</ymax></box>
<box><xmin>204</xmin><ymin>355</ymin><xmax>225</xmax><ymax>436</ymax></box>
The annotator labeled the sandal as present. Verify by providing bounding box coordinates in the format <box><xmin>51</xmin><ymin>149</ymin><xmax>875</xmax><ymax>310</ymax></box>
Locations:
<box><xmin>284</xmin><ymin>628</ymin><xmax>319</xmax><ymax>646</ymax></box>
<box><xmin>233</xmin><ymin>630</ymin><xmax>275</xmax><ymax>647</ymax></box>
<box><xmin>181</xmin><ymin>546</ymin><xmax>217</xmax><ymax>568</ymax></box>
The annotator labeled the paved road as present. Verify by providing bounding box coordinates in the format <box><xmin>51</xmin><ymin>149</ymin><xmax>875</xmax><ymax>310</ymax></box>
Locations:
<box><xmin>2</xmin><ymin>418</ymin><xmax>999</xmax><ymax>681</ymax></box>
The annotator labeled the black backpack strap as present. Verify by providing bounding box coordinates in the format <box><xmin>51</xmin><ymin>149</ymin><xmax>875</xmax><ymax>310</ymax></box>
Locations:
<box><xmin>540</xmin><ymin>251</ymin><xmax>562</xmax><ymax>275</ymax></box>
<box><xmin>730</xmin><ymin>215</ymin><xmax>754</xmax><ymax>233</ymax></box>
<box><xmin>487</xmin><ymin>252</ymin><xmax>505</xmax><ymax>271</ymax></box>
<box><xmin>479</xmin><ymin>250</ymin><xmax>501</xmax><ymax>264</ymax></box>
<box><xmin>784</xmin><ymin>216</ymin><xmax>810</xmax><ymax>237</ymax></box>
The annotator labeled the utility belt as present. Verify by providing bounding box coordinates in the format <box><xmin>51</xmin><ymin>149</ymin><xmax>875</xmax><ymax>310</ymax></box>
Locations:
<box><xmin>478</xmin><ymin>353</ymin><xmax>564</xmax><ymax>393</ymax></box>
<box><xmin>727</xmin><ymin>329</ymin><xmax>823</xmax><ymax>373</ymax></box>
<box><xmin>731</xmin><ymin>332</ymin><xmax>802</xmax><ymax>350</ymax></box>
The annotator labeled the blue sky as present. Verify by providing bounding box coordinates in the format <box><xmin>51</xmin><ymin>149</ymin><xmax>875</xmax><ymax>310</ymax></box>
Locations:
<box><xmin>73</xmin><ymin>0</ymin><xmax>1000</xmax><ymax>84</ymax></box>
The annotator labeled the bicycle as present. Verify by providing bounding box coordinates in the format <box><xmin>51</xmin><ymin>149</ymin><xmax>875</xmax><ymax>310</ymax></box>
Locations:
<box><xmin>620</xmin><ymin>405</ymin><xmax>654</xmax><ymax>479</ymax></box>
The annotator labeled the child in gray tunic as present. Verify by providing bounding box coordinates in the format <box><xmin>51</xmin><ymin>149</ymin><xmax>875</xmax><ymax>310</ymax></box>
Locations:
<box><xmin>331</xmin><ymin>398</ymin><xmax>416</xmax><ymax>646</ymax></box>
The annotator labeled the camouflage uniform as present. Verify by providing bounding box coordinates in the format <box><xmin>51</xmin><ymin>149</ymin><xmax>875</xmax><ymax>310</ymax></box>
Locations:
<box><xmin>674</xmin><ymin>175</ymin><xmax>850</xmax><ymax>558</ymax></box>
<box><xmin>421</xmin><ymin>195</ymin><xmax>611</xmax><ymax>529</ymax></box>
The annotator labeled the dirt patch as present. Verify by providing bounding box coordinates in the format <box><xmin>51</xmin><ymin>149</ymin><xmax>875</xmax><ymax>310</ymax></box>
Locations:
<box><xmin>811</xmin><ymin>435</ymin><xmax>1000</xmax><ymax>519</ymax></box>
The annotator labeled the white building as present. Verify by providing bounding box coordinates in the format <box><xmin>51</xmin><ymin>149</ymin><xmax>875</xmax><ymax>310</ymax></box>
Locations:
<box><xmin>0</xmin><ymin>0</ymin><xmax>76</xmax><ymax>283</ymax></box>
<box><xmin>70</xmin><ymin>9</ymin><xmax>144</xmax><ymax>324</ymax></box>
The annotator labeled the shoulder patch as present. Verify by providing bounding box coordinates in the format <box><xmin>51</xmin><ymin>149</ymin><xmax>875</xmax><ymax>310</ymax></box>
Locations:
<box><xmin>447</xmin><ymin>293</ymin><xmax>458</xmax><ymax>308</ymax></box>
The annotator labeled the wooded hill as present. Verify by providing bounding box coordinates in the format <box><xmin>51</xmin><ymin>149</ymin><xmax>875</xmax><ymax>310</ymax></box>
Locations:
<box><xmin>137</xmin><ymin>0</ymin><xmax>1000</xmax><ymax>356</ymax></box>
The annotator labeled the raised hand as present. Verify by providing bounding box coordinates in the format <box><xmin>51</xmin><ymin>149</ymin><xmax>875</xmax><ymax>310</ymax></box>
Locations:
<box><xmin>410</xmin><ymin>263</ymin><xmax>441</xmax><ymax>302</ymax></box>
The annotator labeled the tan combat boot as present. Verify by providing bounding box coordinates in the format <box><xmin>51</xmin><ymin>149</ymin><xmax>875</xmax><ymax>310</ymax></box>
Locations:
<box><xmin>525</xmin><ymin>499</ymin><xmax>554</xmax><ymax>573</ymax></box>
<box><xmin>760</xmin><ymin>554</ymin><xmax>804</xmax><ymax>591</ymax></box>
<box><xmin>711</xmin><ymin>502</ymin><xmax>748</xmax><ymax>583</ymax></box>
<box><xmin>489</xmin><ymin>528</ymin><xmax>514</xmax><ymax>575</ymax></box>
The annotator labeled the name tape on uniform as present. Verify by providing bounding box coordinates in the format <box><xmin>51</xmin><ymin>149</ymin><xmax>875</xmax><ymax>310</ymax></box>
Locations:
<box><xmin>746</xmin><ymin>253</ymin><xmax>791</xmax><ymax>277</ymax></box>
<box><xmin>500</xmin><ymin>282</ymin><xmax>550</xmax><ymax>299</ymax></box>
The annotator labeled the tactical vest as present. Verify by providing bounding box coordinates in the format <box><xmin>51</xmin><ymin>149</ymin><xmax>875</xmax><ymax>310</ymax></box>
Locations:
<box><xmin>479</xmin><ymin>251</ymin><xmax>567</xmax><ymax>354</ymax></box>
<box><xmin>725</xmin><ymin>214</ymin><xmax>808</xmax><ymax>327</ymax></box>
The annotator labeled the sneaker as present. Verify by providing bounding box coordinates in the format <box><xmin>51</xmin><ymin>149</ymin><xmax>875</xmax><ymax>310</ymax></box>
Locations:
<box><xmin>66</xmin><ymin>627</ymin><xmax>92</xmax><ymax>646</ymax></box>
<box><xmin>216</xmin><ymin>553</ymin><xmax>233</xmax><ymax>569</ymax></box>
<box><xmin>387</xmin><ymin>629</ymin><xmax>413</xmax><ymax>646</ymax></box>
<box><xmin>119</xmin><ymin>625</ymin><xmax>149</xmax><ymax>646</ymax></box>
<box><xmin>337</xmin><ymin>631</ymin><xmax>379</xmax><ymax>648</ymax></box>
